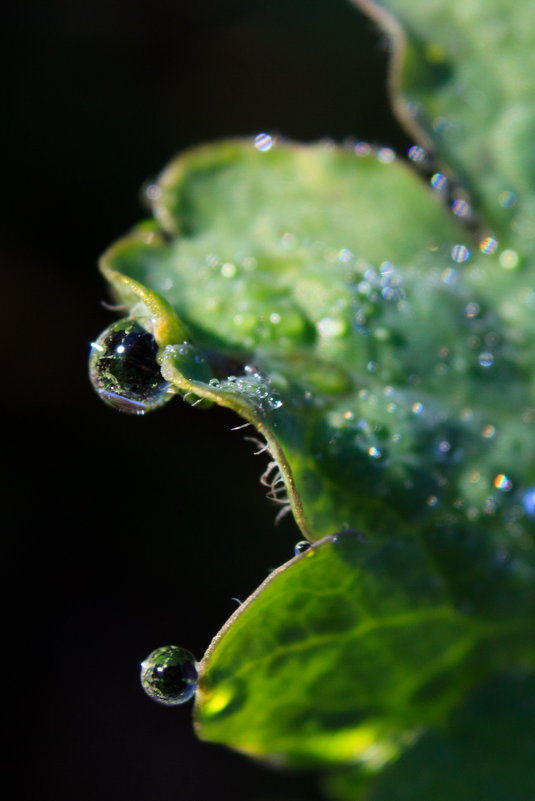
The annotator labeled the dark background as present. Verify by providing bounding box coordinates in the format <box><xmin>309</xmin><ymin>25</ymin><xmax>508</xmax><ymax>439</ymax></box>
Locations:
<box><xmin>5</xmin><ymin>1</ymin><xmax>411</xmax><ymax>799</ymax></box>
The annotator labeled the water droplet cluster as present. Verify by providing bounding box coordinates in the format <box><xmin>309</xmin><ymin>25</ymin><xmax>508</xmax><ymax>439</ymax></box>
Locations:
<box><xmin>207</xmin><ymin>365</ymin><xmax>283</xmax><ymax>413</ymax></box>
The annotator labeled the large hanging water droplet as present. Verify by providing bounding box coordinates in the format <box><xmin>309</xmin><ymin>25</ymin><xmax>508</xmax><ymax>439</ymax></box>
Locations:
<box><xmin>89</xmin><ymin>318</ymin><xmax>172</xmax><ymax>414</ymax></box>
<box><xmin>140</xmin><ymin>645</ymin><xmax>198</xmax><ymax>705</ymax></box>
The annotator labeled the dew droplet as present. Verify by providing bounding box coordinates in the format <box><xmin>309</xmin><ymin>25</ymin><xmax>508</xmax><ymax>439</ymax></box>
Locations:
<box><xmin>494</xmin><ymin>474</ymin><xmax>513</xmax><ymax>491</ymax></box>
<box><xmin>451</xmin><ymin>244</ymin><xmax>471</xmax><ymax>263</ymax></box>
<box><xmin>338</xmin><ymin>248</ymin><xmax>353</xmax><ymax>263</ymax></box>
<box><xmin>431</xmin><ymin>172</ymin><xmax>448</xmax><ymax>190</ymax></box>
<box><xmin>268</xmin><ymin>397</ymin><xmax>283</xmax><ymax>410</ymax></box>
<box><xmin>482</xmin><ymin>424</ymin><xmax>496</xmax><ymax>439</ymax></box>
<box><xmin>499</xmin><ymin>249</ymin><xmax>519</xmax><ymax>269</ymax></box>
<box><xmin>408</xmin><ymin>145</ymin><xmax>426</xmax><ymax>163</ymax></box>
<box><xmin>140</xmin><ymin>645</ymin><xmax>198</xmax><ymax>705</ymax></box>
<box><xmin>294</xmin><ymin>540</ymin><xmax>311</xmax><ymax>555</ymax></box>
<box><xmin>145</xmin><ymin>183</ymin><xmax>162</xmax><ymax>201</ymax></box>
<box><xmin>354</xmin><ymin>141</ymin><xmax>372</xmax><ymax>157</ymax></box>
<box><xmin>441</xmin><ymin>267</ymin><xmax>457</xmax><ymax>284</ymax></box>
<box><xmin>220</xmin><ymin>262</ymin><xmax>236</xmax><ymax>278</ymax></box>
<box><xmin>479</xmin><ymin>237</ymin><xmax>498</xmax><ymax>255</ymax></box>
<box><xmin>465</xmin><ymin>301</ymin><xmax>480</xmax><ymax>318</ymax></box>
<box><xmin>478</xmin><ymin>352</ymin><xmax>494</xmax><ymax>367</ymax></box>
<box><xmin>451</xmin><ymin>199</ymin><xmax>471</xmax><ymax>217</ymax></box>
<box><xmin>498</xmin><ymin>191</ymin><xmax>516</xmax><ymax>208</ymax></box>
<box><xmin>89</xmin><ymin>319</ymin><xmax>171</xmax><ymax>414</ymax></box>
<box><xmin>377</xmin><ymin>147</ymin><xmax>395</xmax><ymax>163</ymax></box>
<box><xmin>411</xmin><ymin>402</ymin><xmax>424</xmax><ymax>415</ymax></box>
<box><xmin>254</xmin><ymin>133</ymin><xmax>274</xmax><ymax>152</ymax></box>
<box><xmin>317</xmin><ymin>317</ymin><xmax>346</xmax><ymax>338</ymax></box>
<box><xmin>368</xmin><ymin>446</ymin><xmax>382</xmax><ymax>459</ymax></box>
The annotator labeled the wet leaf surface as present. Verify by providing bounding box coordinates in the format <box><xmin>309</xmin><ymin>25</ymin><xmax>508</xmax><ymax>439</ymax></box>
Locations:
<box><xmin>89</xmin><ymin>0</ymin><xmax>535</xmax><ymax>789</ymax></box>
<box><xmin>353</xmin><ymin>0</ymin><xmax>535</xmax><ymax>245</ymax></box>
<box><xmin>194</xmin><ymin>531</ymin><xmax>530</xmax><ymax>766</ymax></box>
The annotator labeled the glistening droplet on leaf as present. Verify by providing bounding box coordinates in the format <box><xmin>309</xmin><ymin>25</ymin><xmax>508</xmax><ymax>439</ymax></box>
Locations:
<box><xmin>140</xmin><ymin>645</ymin><xmax>198</xmax><ymax>705</ymax></box>
<box><xmin>294</xmin><ymin>540</ymin><xmax>311</xmax><ymax>556</ymax></box>
<box><xmin>89</xmin><ymin>318</ymin><xmax>172</xmax><ymax>414</ymax></box>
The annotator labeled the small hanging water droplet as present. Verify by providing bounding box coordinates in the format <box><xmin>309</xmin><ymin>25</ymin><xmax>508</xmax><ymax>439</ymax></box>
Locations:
<box><xmin>140</xmin><ymin>645</ymin><xmax>198</xmax><ymax>705</ymax></box>
<box><xmin>294</xmin><ymin>540</ymin><xmax>311</xmax><ymax>555</ymax></box>
<box><xmin>89</xmin><ymin>318</ymin><xmax>171</xmax><ymax>414</ymax></box>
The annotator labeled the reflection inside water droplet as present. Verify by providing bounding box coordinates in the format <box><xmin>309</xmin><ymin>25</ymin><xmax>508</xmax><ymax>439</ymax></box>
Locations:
<box><xmin>140</xmin><ymin>645</ymin><xmax>198</xmax><ymax>705</ymax></box>
<box><xmin>294</xmin><ymin>540</ymin><xmax>311</xmax><ymax>555</ymax></box>
<box><xmin>89</xmin><ymin>319</ymin><xmax>171</xmax><ymax>414</ymax></box>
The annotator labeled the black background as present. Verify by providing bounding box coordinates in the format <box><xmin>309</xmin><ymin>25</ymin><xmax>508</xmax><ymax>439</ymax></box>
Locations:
<box><xmin>5</xmin><ymin>1</ymin><xmax>411</xmax><ymax>799</ymax></box>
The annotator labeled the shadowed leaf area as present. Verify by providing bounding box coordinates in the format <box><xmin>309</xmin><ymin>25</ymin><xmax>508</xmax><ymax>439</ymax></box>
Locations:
<box><xmin>326</xmin><ymin>671</ymin><xmax>535</xmax><ymax>801</ymax></box>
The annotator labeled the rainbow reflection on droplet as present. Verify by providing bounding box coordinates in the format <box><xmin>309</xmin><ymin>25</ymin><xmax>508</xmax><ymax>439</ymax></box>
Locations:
<box><xmin>493</xmin><ymin>474</ymin><xmax>513</xmax><ymax>492</ymax></box>
<box><xmin>479</xmin><ymin>237</ymin><xmax>498</xmax><ymax>255</ymax></box>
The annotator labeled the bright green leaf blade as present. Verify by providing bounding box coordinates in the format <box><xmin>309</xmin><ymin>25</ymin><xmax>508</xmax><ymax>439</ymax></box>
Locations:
<box><xmin>194</xmin><ymin>531</ymin><xmax>521</xmax><ymax>767</ymax></box>
<box><xmin>98</xmin><ymin>140</ymin><xmax>535</xmax><ymax>614</ymax></box>
<box><xmin>354</xmin><ymin>0</ymin><xmax>535</xmax><ymax>246</ymax></box>
<box><xmin>326</xmin><ymin>671</ymin><xmax>535</xmax><ymax>801</ymax></box>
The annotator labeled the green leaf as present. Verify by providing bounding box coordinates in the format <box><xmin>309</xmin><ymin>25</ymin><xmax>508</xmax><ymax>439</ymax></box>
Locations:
<box><xmin>352</xmin><ymin>0</ymin><xmax>535</xmax><ymax>246</ymax></box>
<box><xmin>326</xmin><ymin>671</ymin><xmax>535</xmax><ymax>801</ymax></box>
<box><xmin>89</xmin><ymin>0</ymin><xmax>535</xmax><ymax>781</ymax></box>
<box><xmin>97</xmin><ymin>140</ymin><xmax>535</xmax><ymax>603</ymax></box>
<box><xmin>194</xmin><ymin>531</ymin><xmax>527</xmax><ymax>767</ymax></box>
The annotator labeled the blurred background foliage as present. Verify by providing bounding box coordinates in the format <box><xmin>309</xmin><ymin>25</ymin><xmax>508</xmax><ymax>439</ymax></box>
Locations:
<box><xmin>5</xmin><ymin>1</ymin><xmax>412</xmax><ymax>798</ymax></box>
